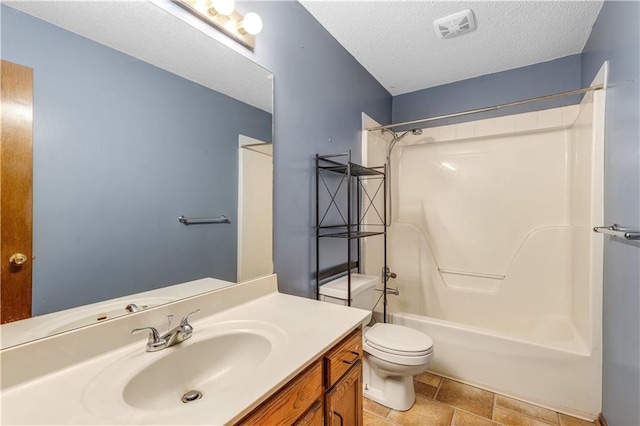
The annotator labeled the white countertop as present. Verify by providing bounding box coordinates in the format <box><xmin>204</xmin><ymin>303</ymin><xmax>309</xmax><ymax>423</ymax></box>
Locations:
<box><xmin>0</xmin><ymin>276</ymin><xmax>369</xmax><ymax>425</ymax></box>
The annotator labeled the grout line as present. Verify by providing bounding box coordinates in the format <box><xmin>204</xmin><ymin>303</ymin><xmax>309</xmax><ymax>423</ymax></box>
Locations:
<box><xmin>415</xmin><ymin>392</ymin><xmax>497</xmax><ymax>424</ymax></box>
<box><xmin>364</xmin><ymin>408</ymin><xmax>400</xmax><ymax>426</ymax></box>
<box><xmin>492</xmin><ymin>393</ymin><xmax>497</xmax><ymax>421</ymax></box>
<box><xmin>493</xmin><ymin>389</ymin><xmax>570</xmax><ymax>425</ymax></box>
<box><xmin>363</xmin><ymin>397</ymin><xmax>393</xmax><ymax>421</ymax></box>
<box><xmin>384</xmin><ymin>407</ymin><xmax>393</xmax><ymax>421</ymax></box>
<box><xmin>433</xmin><ymin>375</ymin><xmax>443</xmax><ymax>400</ymax></box>
<box><xmin>495</xmin><ymin>405</ymin><xmax>558</xmax><ymax>426</ymax></box>
<box><xmin>448</xmin><ymin>406</ymin><xmax>500</xmax><ymax>424</ymax></box>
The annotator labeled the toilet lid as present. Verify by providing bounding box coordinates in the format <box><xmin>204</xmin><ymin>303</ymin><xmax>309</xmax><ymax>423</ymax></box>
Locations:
<box><xmin>364</xmin><ymin>323</ymin><xmax>433</xmax><ymax>355</ymax></box>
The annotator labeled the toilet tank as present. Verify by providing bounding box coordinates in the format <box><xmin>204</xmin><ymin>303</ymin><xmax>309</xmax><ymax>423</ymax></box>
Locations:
<box><xmin>318</xmin><ymin>273</ymin><xmax>379</xmax><ymax>310</ymax></box>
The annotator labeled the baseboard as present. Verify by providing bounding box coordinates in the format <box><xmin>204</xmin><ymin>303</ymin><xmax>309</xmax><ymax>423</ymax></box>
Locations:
<box><xmin>595</xmin><ymin>412</ymin><xmax>608</xmax><ymax>426</ymax></box>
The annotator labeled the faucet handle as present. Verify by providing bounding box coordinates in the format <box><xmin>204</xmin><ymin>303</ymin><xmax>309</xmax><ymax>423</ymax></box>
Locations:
<box><xmin>131</xmin><ymin>327</ymin><xmax>166</xmax><ymax>351</ymax></box>
<box><xmin>180</xmin><ymin>308</ymin><xmax>201</xmax><ymax>326</ymax></box>
<box><xmin>179</xmin><ymin>309</ymin><xmax>201</xmax><ymax>340</ymax></box>
<box><xmin>126</xmin><ymin>303</ymin><xmax>141</xmax><ymax>313</ymax></box>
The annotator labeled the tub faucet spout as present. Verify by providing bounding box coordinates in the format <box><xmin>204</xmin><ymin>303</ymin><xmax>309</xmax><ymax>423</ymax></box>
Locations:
<box><xmin>386</xmin><ymin>287</ymin><xmax>400</xmax><ymax>296</ymax></box>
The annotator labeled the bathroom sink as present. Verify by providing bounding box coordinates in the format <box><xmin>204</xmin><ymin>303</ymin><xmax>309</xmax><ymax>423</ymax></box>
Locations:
<box><xmin>123</xmin><ymin>331</ymin><xmax>272</xmax><ymax>410</ymax></box>
<box><xmin>82</xmin><ymin>320</ymin><xmax>287</xmax><ymax>420</ymax></box>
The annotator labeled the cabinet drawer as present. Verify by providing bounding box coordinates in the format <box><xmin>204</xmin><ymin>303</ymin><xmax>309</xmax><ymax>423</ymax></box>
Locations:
<box><xmin>238</xmin><ymin>360</ymin><xmax>323</xmax><ymax>426</ymax></box>
<box><xmin>324</xmin><ymin>328</ymin><xmax>362</xmax><ymax>388</ymax></box>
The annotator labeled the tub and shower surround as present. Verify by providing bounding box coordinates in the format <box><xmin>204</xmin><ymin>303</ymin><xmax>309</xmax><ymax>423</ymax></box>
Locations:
<box><xmin>363</xmin><ymin>84</ymin><xmax>604</xmax><ymax>418</ymax></box>
<box><xmin>389</xmin><ymin>107</ymin><xmax>591</xmax><ymax>351</ymax></box>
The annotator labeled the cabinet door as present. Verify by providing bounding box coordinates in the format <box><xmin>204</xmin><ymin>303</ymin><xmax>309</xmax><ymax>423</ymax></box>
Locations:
<box><xmin>238</xmin><ymin>361</ymin><xmax>322</xmax><ymax>425</ymax></box>
<box><xmin>325</xmin><ymin>362</ymin><xmax>362</xmax><ymax>426</ymax></box>
<box><xmin>294</xmin><ymin>400</ymin><xmax>323</xmax><ymax>426</ymax></box>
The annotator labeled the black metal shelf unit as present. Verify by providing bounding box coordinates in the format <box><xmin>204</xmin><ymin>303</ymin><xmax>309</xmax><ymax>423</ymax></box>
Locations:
<box><xmin>315</xmin><ymin>151</ymin><xmax>387</xmax><ymax>320</ymax></box>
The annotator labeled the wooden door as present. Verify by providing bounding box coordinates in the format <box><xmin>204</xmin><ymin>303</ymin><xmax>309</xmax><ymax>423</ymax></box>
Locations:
<box><xmin>1</xmin><ymin>60</ymin><xmax>34</xmax><ymax>324</ymax></box>
<box><xmin>325</xmin><ymin>362</ymin><xmax>363</xmax><ymax>426</ymax></box>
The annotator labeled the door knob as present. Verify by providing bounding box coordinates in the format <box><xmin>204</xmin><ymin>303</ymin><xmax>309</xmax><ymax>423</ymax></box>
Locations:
<box><xmin>9</xmin><ymin>253</ymin><xmax>28</xmax><ymax>266</ymax></box>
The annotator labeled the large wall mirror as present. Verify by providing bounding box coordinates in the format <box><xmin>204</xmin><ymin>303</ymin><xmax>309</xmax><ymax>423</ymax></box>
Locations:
<box><xmin>0</xmin><ymin>1</ymin><xmax>273</xmax><ymax>349</ymax></box>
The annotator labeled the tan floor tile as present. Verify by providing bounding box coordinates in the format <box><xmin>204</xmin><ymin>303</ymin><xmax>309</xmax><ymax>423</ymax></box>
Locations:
<box><xmin>452</xmin><ymin>410</ymin><xmax>501</xmax><ymax>426</ymax></box>
<box><xmin>364</xmin><ymin>398</ymin><xmax>392</xmax><ymax>418</ymax></box>
<box><xmin>416</xmin><ymin>371</ymin><xmax>443</xmax><ymax>387</ymax></box>
<box><xmin>435</xmin><ymin>379</ymin><xmax>494</xmax><ymax>419</ymax></box>
<box><xmin>495</xmin><ymin>395</ymin><xmax>559</xmax><ymax>425</ymax></box>
<box><xmin>387</xmin><ymin>396</ymin><xmax>455</xmax><ymax>426</ymax></box>
<box><xmin>558</xmin><ymin>413</ymin><xmax>596</xmax><ymax>426</ymax></box>
<box><xmin>364</xmin><ymin>410</ymin><xmax>397</xmax><ymax>426</ymax></box>
<box><xmin>494</xmin><ymin>406</ymin><xmax>556</xmax><ymax>426</ymax></box>
<box><xmin>414</xmin><ymin>380</ymin><xmax>438</xmax><ymax>399</ymax></box>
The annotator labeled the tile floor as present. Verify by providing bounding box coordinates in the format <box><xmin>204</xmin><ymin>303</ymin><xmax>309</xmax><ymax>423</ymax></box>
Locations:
<box><xmin>363</xmin><ymin>372</ymin><xmax>596</xmax><ymax>426</ymax></box>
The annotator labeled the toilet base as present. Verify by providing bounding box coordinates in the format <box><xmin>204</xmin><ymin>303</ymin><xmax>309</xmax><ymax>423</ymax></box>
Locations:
<box><xmin>363</xmin><ymin>355</ymin><xmax>417</xmax><ymax>411</ymax></box>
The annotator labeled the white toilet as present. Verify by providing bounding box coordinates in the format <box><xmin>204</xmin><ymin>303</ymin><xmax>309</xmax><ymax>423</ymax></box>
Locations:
<box><xmin>319</xmin><ymin>274</ymin><xmax>434</xmax><ymax>411</ymax></box>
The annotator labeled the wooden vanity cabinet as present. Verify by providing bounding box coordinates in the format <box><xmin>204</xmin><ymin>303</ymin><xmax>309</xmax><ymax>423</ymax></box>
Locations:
<box><xmin>236</xmin><ymin>328</ymin><xmax>363</xmax><ymax>426</ymax></box>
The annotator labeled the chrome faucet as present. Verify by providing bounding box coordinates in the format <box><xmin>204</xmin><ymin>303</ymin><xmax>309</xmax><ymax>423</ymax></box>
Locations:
<box><xmin>131</xmin><ymin>309</ymin><xmax>201</xmax><ymax>352</ymax></box>
<box><xmin>126</xmin><ymin>303</ymin><xmax>142</xmax><ymax>313</ymax></box>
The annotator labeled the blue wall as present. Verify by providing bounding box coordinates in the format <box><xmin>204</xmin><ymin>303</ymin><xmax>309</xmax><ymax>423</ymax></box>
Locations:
<box><xmin>581</xmin><ymin>2</ymin><xmax>640</xmax><ymax>424</ymax></box>
<box><xmin>241</xmin><ymin>1</ymin><xmax>392</xmax><ymax>298</ymax></box>
<box><xmin>392</xmin><ymin>55</ymin><xmax>583</xmax><ymax>128</ymax></box>
<box><xmin>1</xmin><ymin>6</ymin><xmax>272</xmax><ymax>315</ymax></box>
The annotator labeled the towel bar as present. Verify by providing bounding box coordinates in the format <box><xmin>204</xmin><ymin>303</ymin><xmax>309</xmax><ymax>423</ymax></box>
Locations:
<box><xmin>178</xmin><ymin>215</ymin><xmax>230</xmax><ymax>225</ymax></box>
<box><xmin>593</xmin><ymin>224</ymin><xmax>640</xmax><ymax>240</ymax></box>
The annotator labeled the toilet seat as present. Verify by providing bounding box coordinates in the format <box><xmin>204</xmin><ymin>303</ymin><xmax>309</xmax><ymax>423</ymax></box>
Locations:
<box><xmin>363</xmin><ymin>323</ymin><xmax>434</xmax><ymax>366</ymax></box>
<box><xmin>366</xmin><ymin>340</ymin><xmax>433</xmax><ymax>357</ymax></box>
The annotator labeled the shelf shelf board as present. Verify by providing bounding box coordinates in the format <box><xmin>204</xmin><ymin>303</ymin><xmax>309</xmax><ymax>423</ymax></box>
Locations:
<box><xmin>318</xmin><ymin>162</ymin><xmax>384</xmax><ymax>177</ymax></box>
<box><xmin>318</xmin><ymin>230</ymin><xmax>385</xmax><ymax>239</ymax></box>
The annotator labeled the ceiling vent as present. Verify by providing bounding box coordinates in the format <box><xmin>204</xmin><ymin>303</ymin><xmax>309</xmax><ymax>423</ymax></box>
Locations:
<box><xmin>434</xmin><ymin>9</ymin><xmax>476</xmax><ymax>39</ymax></box>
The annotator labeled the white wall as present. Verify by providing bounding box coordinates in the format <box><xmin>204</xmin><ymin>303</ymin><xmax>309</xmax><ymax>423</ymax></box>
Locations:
<box><xmin>238</xmin><ymin>136</ymin><xmax>273</xmax><ymax>282</ymax></box>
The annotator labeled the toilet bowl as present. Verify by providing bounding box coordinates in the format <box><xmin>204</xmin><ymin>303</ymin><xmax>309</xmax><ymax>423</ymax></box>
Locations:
<box><xmin>318</xmin><ymin>273</ymin><xmax>435</xmax><ymax>411</ymax></box>
<box><xmin>363</xmin><ymin>323</ymin><xmax>434</xmax><ymax>411</ymax></box>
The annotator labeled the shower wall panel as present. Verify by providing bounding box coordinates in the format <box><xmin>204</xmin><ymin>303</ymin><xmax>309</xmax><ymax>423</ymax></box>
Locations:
<box><xmin>366</xmin><ymin>105</ymin><xmax>598</xmax><ymax>352</ymax></box>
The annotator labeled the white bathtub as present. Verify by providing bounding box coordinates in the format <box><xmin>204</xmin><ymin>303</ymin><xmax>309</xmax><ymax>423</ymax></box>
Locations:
<box><xmin>392</xmin><ymin>311</ymin><xmax>600</xmax><ymax>420</ymax></box>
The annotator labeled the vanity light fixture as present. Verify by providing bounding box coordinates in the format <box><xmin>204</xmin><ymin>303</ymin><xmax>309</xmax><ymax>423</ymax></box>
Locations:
<box><xmin>174</xmin><ymin>0</ymin><xmax>262</xmax><ymax>50</ymax></box>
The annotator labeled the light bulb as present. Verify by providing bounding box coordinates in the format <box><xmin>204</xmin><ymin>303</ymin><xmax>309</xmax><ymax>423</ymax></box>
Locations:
<box><xmin>242</xmin><ymin>12</ymin><xmax>263</xmax><ymax>35</ymax></box>
<box><xmin>211</xmin><ymin>0</ymin><xmax>234</xmax><ymax>16</ymax></box>
<box><xmin>224</xmin><ymin>19</ymin><xmax>237</xmax><ymax>33</ymax></box>
<box><xmin>194</xmin><ymin>0</ymin><xmax>209</xmax><ymax>12</ymax></box>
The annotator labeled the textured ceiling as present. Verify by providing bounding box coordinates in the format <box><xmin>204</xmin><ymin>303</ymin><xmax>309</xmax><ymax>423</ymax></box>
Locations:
<box><xmin>6</xmin><ymin>1</ymin><xmax>273</xmax><ymax>112</ymax></box>
<box><xmin>300</xmin><ymin>1</ymin><xmax>603</xmax><ymax>95</ymax></box>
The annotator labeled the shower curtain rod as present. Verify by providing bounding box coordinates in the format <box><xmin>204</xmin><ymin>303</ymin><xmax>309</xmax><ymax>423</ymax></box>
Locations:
<box><xmin>367</xmin><ymin>84</ymin><xmax>604</xmax><ymax>132</ymax></box>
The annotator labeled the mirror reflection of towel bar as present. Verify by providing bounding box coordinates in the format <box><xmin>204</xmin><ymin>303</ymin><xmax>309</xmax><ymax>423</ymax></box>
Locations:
<box><xmin>593</xmin><ymin>224</ymin><xmax>640</xmax><ymax>240</ymax></box>
<box><xmin>178</xmin><ymin>215</ymin><xmax>230</xmax><ymax>225</ymax></box>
